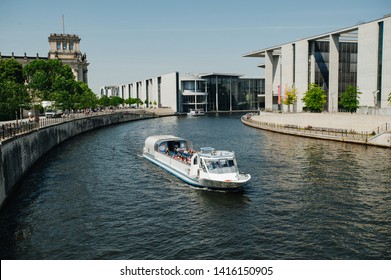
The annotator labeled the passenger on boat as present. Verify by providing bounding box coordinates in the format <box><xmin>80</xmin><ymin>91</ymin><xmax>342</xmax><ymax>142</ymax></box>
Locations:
<box><xmin>159</xmin><ymin>143</ymin><xmax>166</xmax><ymax>153</ymax></box>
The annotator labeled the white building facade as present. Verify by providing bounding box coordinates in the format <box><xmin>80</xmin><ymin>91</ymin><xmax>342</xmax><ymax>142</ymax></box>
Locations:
<box><xmin>244</xmin><ymin>15</ymin><xmax>391</xmax><ymax>114</ymax></box>
<box><xmin>117</xmin><ymin>72</ymin><xmax>179</xmax><ymax>110</ymax></box>
<box><xmin>101</xmin><ymin>72</ymin><xmax>264</xmax><ymax>113</ymax></box>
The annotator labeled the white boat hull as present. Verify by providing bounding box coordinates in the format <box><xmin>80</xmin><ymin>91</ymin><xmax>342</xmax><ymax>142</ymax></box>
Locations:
<box><xmin>142</xmin><ymin>135</ymin><xmax>250</xmax><ymax>192</ymax></box>
<box><xmin>143</xmin><ymin>153</ymin><xmax>249</xmax><ymax>192</ymax></box>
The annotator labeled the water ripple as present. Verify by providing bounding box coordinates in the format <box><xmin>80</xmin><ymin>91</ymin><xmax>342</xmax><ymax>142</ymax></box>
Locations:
<box><xmin>0</xmin><ymin>114</ymin><xmax>390</xmax><ymax>259</ymax></box>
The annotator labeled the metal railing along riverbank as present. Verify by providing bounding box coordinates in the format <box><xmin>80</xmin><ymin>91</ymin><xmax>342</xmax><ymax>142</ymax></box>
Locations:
<box><xmin>0</xmin><ymin>109</ymin><xmax>157</xmax><ymax>141</ymax></box>
<box><xmin>241</xmin><ymin>116</ymin><xmax>391</xmax><ymax>144</ymax></box>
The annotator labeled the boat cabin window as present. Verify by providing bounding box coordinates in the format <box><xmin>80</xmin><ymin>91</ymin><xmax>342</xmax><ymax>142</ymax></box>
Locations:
<box><xmin>204</xmin><ymin>159</ymin><xmax>237</xmax><ymax>174</ymax></box>
<box><xmin>167</xmin><ymin>140</ymin><xmax>186</xmax><ymax>152</ymax></box>
<box><xmin>157</xmin><ymin>140</ymin><xmax>190</xmax><ymax>154</ymax></box>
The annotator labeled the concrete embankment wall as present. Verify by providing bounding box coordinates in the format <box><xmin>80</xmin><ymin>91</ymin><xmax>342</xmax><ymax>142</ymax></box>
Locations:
<box><xmin>241</xmin><ymin>116</ymin><xmax>391</xmax><ymax>148</ymax></box>
<box><xmin>0</xmin><ymin>113</ymin><xmax>154</xmax><ymax>209</ymax></box>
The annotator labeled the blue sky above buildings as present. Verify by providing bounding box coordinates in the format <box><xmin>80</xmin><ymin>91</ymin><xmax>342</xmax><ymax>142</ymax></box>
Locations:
<box><xmin>0</xmin><ymin>0</ymin><xmax>390</xmax><ymax>93</ymax></box>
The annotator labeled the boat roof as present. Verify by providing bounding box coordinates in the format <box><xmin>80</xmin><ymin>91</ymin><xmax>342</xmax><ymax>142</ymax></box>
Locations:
<box><xmin>145</xmin><ymin>135</ymin><xmax>187</xmax><ymax>147</ymax></box>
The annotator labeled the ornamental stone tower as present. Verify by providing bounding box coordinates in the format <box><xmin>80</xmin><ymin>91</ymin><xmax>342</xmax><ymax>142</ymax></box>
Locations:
<box><xmin>48</xmin><ymin>33</ymin><xmax>89</xmax><ymax>84</ymax></box>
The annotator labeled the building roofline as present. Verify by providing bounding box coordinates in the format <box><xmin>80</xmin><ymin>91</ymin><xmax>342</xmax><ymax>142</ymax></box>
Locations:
<box><xmin>243</xmin><ymin>14</ymin><xmax>391</xmax><ymax>58</ymax></box>
<box><xmin>0</xmin><ymin>53</ymin><xmax>48</xmax><ymax>60</ymax></box>
<box><xmin>199</xmin><ymin>72</ymin><xmax>243</xmax><ymax>77</ymax></box>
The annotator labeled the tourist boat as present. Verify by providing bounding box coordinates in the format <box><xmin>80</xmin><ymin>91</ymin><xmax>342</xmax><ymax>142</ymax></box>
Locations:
<box><xmin>143</xmin><ymin>135</ymin><xmax>251</xmax><ymax>191</ymax></box>
<box><xmin>187</xmin><ymin>108</ymin><xmax>205</xmax><ymax>116</ymax></box>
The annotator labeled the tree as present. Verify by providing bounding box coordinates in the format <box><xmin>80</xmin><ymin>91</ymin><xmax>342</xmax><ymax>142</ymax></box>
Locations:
<box><xmin>282</xmin><ymin>85</ymin><xmax>298</xmax><ymax>112</ymax></box>
<box><xmin>0</xmin><ymin>59</ymin><xmax>30</xmax><ymax>121</ymax></box>
<box><xmin>125</xmin><ymin>97</ymin><xmax>136</xmax><ymax>107</ymax></box>
<box><xmin>136</xmin><ymin>97</ymin><xmax>144</xmax><ymax>107</ymax></box>
<box><xmin>302</xmin><ymin>83</ymin><xmax>327</xmax><ymax>112</ymax></box>
<box><xmin>0</xmin><ymin>58</ymin><xmax>24</xmax><ymax>84</ymax></box>
<box><xmin>339</xmin><ymin>85</ymin><xmax>362</xmax><ymax>113</ymax></box>
<box><xmin>0</xmin><ymin>80</ymin><xmax>30</xmax><ymax>121</ymax></box>
<box><xmin>50</xmin><ymin>75</ymin><xmax>77</xmax><ymax>110</ymax></box>
<box><xmin>388</xmin><ymin>92</ymin><xmax>391</xmax><ymax>104</ymax></box>
<box><xmin>138</xmin><ymin>99</ymin><xmax>144</xmax><ymax>107</ymax></box>
<box><xmin>109</xmin><ymin>96</ymin><xmax>124</xmax><ymax>107</ymax></box>
<box><xmin>23</xmin><ymin>59</ymin><xmax>75</xmax><ymax>102</ymax></box>
<box><xmin>76</xmin><ymin>82</ymin><xmax>98</xmax><ymax>110</ymax></box>
<box><xmin>98</xmin><ymin>95</ymin><xmax>110</xmax><ymax>107</ymax></box>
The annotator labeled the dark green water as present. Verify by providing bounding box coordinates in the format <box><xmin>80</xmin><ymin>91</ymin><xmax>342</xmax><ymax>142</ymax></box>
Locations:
<box><xmin>0</xmin><ymin>114</ymin><xmax>390</xmax><ymax>259</ymax></box>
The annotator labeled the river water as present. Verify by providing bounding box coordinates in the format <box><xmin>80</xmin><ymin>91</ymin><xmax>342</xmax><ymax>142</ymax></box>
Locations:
<box><xmin>0</xmin><ymin>114</ymin><xmax>390</xmax><ymax>259</ymax></box>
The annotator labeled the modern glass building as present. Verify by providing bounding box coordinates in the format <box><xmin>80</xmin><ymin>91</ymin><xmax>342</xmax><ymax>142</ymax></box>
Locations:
<box><xmin>199</xmin><ymin>73</ymin><xmax>264</xmax><ymax>112</ymax></box>
<box><xmin>244</xmin><ymin>15</ymin><xmax>391</xmax><ymax>114</ymax></box>
<box><xmin>179</xmin><ymin>76</ymin><xmax>208</xmax><ymax>113</ymax></box>
<box><xmin>114</xmin><ymin>72</ymin><xmax>264</xmax><ymax>113</ymax></box>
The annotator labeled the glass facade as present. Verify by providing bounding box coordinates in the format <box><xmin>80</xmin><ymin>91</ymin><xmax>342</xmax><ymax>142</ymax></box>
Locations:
<box><xmin>377</xmin><ymin>21</ymin><xmax>384</xmax><ymax>105</ymax></box>
<box><xmin>313</xmin><ymin>41</ymin><xmax>330</xmax><ymax>91</ymax></box>
<box><xmin>180</xmin><ymin>78</ymin><xmax>208</xmax><ymax>113</ymax></box>
<box><xmin>202</xmin><ymin>74</ymin><xmax>264</xmax><ymax>111</ymax></box>
<box><xmin>338</xmin><ymin>42</ymin><xmax>358</xmax><ymax>97</ymax></box>
<box><xmin>183</xmin><ymin>80</ymin><xmax>196</xmax><ymax>91</ymax></box>
<box><xmin>238</xmin><ymin>78</ymin><xmax>265</xmax><ymax>110</ymax></box>
<box><xmin>311</xmin><ymin>40</ymin><xmax>358</xmax><ymax>110</ymax></box>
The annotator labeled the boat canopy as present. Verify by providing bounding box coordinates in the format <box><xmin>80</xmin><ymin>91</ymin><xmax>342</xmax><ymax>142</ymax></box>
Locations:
<box><xmin>144</xmin><ymin>135</ymin><xmax>192</xmax><ymax>155</ymax></box>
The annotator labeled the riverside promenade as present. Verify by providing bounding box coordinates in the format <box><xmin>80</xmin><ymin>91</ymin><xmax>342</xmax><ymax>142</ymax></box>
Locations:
<box><xmin>0</xmin><ymin>107</ymin><xmax>175</xmax><ymax>142</ymax></box>
<box><xmin>242</xmin><ymin>112</ymin><xmax>391</xmax><ymax>148</ymax></box>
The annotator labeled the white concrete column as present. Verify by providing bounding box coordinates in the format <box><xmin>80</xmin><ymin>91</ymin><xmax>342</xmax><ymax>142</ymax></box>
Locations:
<box><xmin>358</xmin><ymin>23</ymin><xmax>379</xmax><ymax>107</ymax></box>
<box><xmin>309</xmin><ymin>41</ymin><xmax>316</xmax><ymax>84</ymax></box>
<box><xmin>295</xmin><ymin>40</ymin><xmax>309</xmax><ymax>112</ymax></box>
<box><xmin>281</xmin><ymin>44</ymin><xmax>294</xmax><ymax>112</ymax></box>
<box><xmin>329</xmin><ymin>34</ymin><xmax>339</xmax><ymax>113</ymax></box>
<box><xmin>265</xmin><ymin>50</ymin><xmax>273</xmax><ymax>111</ymax></box>
<box><xmin>281</xmin><ymin>44</ymin><xmax>294</xmax><ymax>88</ymax></box>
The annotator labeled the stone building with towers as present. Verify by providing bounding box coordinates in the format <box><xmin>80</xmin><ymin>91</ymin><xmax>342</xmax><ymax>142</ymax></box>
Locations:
<box><xmin>0</xmin><ymin>33</ymin><xmax>89</xmax><ymax>84</ymax></box>
<box><xmin>47</xmin><ymin>33</ymin><xmax>88</xmax><ymax>83</ymax></box>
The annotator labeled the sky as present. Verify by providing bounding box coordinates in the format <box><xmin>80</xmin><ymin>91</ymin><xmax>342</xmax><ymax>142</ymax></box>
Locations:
<box><xmin>0</xmin><ymin>0</ymin><xmax>390</xmax><ymax>94</ymax></box>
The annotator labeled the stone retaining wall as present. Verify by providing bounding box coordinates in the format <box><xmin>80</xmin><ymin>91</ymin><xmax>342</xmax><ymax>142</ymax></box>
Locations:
<box><xmin>0</xmin><ymin>113</ymin><xmax>154</xmax><ymax>209</ymax></box>
<box><xmin>241</xmin><ymin>116</ymin><xmax>391</xmax><ymax>148</ymax></box>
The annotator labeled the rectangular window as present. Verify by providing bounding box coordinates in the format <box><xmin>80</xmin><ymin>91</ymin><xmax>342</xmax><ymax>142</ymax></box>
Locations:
<box><xmin>63</xmin><ymin>42</ymin><xmax>67</xmax><ymax>50</ymax></box>
<box><xmin>56</xmin><ymin>42</ymin><xmax>61</xmax><ymax>50</ymax></box>
<box><xmin>196</xmin><ymin>81</ymin><xmax>206</xmax><ymax>92</ymax></box>
<box><xmin>69</xmin><ymin>42</ymin><xmax>74</xmax><ymax>50</ymax></box>
<box><xmin>377</xmin><ymin>21</ymin><xmax>384</xmax><ymax>106</ymax></box>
